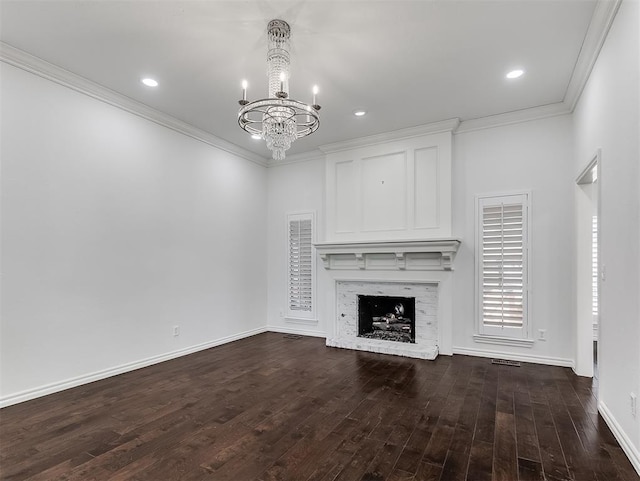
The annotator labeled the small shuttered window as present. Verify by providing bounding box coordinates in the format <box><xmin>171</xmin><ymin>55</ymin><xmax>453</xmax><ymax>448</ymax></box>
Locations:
<box><xmin>477</xmin><ymin>193</ymin><xmax>529</xmax><ymax>339</ymax></box>
<box><xmin>287</xmin><ymin>213</ymin><xmax>315</xmax><ymax>318</ymax></box>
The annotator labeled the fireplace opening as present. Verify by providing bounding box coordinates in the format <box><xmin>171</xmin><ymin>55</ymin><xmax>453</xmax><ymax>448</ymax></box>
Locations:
<box><xmin>357</xmin><ymin>295</ymin><xmax>416</xmax><ymax>343</ymax></box>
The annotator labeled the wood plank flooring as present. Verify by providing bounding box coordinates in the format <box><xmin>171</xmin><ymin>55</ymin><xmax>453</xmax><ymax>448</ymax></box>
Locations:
<box><xmin>1</xmin><ymin>332</ymin><xmax>638</xmax><ymax>481</ymax></box>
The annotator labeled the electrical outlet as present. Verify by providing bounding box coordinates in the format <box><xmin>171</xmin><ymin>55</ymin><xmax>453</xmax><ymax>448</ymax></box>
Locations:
<box><xmin>538</xmin><ymin>329</ymin><xmax>547</xmax><ymax>341</ymax></box>
<box><xmin>173</xmin><ymin>325</ymin><xmax>180</xmax><ymax>337</ymax></box>
<box><xmin>631</xmin><ymin>393</ymin><xmax>637</xmax><ymax>417</ymax></box>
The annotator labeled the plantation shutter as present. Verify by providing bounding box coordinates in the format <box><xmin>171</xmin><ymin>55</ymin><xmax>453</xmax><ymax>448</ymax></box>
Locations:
<box><xmin>288</xmin><ymin>214</ymin><xmax>314</xmax><ymax>316</ymax></box>
<box><xmin>479</xmin><ymin>194</ymin><xmax>528</xmax><ymax>337</ymax></box>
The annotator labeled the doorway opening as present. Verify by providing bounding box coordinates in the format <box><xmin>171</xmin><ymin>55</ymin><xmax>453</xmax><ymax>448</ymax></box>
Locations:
<box><xmin>576</xmin><ymin>151</ymin><xmax>600</xmax><ymax>378</ymax></box>
<box><xmin>591</xmin><ymin>212</ymin><xmax>599</xmax><ymax>377</ymax></box>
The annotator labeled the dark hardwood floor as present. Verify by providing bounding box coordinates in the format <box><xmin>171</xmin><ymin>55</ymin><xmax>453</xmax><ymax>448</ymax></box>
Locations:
<box><xmin>1</xmin><ymin>332</ymin><xmax>638</xmax><ymax>481</ymax></box>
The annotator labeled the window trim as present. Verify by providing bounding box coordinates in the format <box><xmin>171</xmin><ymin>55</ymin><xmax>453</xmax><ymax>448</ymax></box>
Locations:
<box><xmin>286</xmin><ymin>211</ymin><xmax>316</xmax><ymax>321</ymax></box>
<box><xmin>475</xmin><ymin>191</ymin><xmax>532</xmax><ymax>343</ymax></box>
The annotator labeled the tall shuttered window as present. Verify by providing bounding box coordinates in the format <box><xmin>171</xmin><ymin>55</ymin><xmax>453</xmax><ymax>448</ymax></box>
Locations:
<box><xmin>476</xmin><ymin>193</ymin><xmax>529</xmax><ymax>340</ymax></box>
<box><xmin>287</xmin><ymin>213</ymin><xmax>315</xmax><ymax>319</ymax></box>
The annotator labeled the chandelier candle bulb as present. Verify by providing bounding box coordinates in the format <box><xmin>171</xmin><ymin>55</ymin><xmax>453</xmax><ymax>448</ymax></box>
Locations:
<box><xmin>312</xmin><ymin>85</ymin><xmax>318</xmax><ymax>106</ymax></box>
<box><xmin>239</xmin><ymin>80</ymin><xmax>249</xmax><ymax>105</ymax></box>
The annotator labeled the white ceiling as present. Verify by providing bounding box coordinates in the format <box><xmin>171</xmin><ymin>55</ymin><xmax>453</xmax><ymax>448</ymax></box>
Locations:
<box><xmin>1</xmin><ymin>0</ymin><xmax>600</xmax><ymax>160</ymax></box>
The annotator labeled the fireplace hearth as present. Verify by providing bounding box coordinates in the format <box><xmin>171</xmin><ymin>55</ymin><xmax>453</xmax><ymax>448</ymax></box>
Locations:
<box><xmin>358</xmin><ymin>295</ymin><xmax>415</xmax><ymax>343</ymax></box>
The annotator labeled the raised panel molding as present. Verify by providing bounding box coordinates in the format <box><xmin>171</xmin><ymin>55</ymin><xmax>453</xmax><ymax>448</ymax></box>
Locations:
<box><xmin>334</xmin><ymin>159</ymin><xmax>357</xmax><ymax>233</ymax></box>
<box><xmin>360</xmin><ymin>151</ymin><xmax>407</xmax><ymax>232</ymax></box>
<box><xmin>325</xmin><ymin>130</ymin><xmax>453</xmax><ymax>241</ymax></box>
<box><xmin>413</xmin><ymin>147</ymin><xmax>440</xmax><ymax>229</ymax></box>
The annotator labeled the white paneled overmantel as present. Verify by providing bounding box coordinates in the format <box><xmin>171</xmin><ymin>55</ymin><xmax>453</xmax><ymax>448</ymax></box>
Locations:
<box><xmin>323</xmin><ymin>122</ymin><xmax>457</xmax><ymax>242</ymax></box>
<box><xmin>314</xmin><ymin>239</ymin><xmax>461</xmax><ymax>271</ymax></box>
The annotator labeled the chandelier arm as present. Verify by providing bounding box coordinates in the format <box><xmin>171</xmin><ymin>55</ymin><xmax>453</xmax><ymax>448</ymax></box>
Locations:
<box><xmin>238</xmin><ymin>98</ymin><xmax>320</xmax><ymax>140</ymax></box>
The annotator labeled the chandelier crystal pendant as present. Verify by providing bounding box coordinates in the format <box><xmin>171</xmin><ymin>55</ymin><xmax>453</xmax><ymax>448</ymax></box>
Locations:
<box><xmin>238</xmin><ymin>19</ymin><xmax>321</xmax><ymax>161</ymax></box>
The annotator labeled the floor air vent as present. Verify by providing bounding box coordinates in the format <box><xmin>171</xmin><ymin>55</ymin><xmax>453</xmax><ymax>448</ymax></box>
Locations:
<box><xmin>283</xmin><ymin>334</ymin><xmax>303</xmax><ymax>340</ymax></box>
<box><xmin>491</xmin><ymin>358</ymin><xmax>521</xmax><ymax>367</ymax></box>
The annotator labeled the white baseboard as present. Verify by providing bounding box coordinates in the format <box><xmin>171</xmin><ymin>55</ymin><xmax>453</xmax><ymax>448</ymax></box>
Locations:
<box><xmin>0</xmin><ymin>326</ymin><xmax>268</xmax><ymax>408</ymax></box>
<box><xmin>267</xmin><ymin>325</ymin><xmax>326</xmax><ymax>338</ymax></box>
<box><xmin>599</xmin><ymin>401</ymin><xmax>640</xmax><ymax>476</ymax></box>
<box><xmin>452</xmin><ymin>345</ymin><xmax>575</xmax><ymax>368</ymax></box>
<box><xmin>284</xmin><ymin>316</ymin><xmax>319</xmax><ymax>326</ymax></box>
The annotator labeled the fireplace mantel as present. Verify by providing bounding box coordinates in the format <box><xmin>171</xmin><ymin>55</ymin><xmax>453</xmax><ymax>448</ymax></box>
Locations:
<box><xmin>314</xmin><ymin>239</ymin><xmax>461</xmax><ymax>271</ymax></box>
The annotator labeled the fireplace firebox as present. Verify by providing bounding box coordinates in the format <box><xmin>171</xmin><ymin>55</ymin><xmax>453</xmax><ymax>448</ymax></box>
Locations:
<box><xmin>357</xmin><ymin>295</ymin><xmax>416</xmax><ymax>343</ymax></box>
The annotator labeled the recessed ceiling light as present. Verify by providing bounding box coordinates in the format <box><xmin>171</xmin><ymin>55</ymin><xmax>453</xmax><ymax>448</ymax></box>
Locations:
<box><xmin>251</xmin><ymin>134</ymin><xmax>262</xmax><ymax>140</ymax></box>
<box><xmin>141</xmin><ymin>78</ymin><xmax>159</xmax><ymax>87</ymax></box>
<box><xmin>506</xmin><ymin>69</ymin><xmax>524</xmax><ymax>79</ymax></box>
<box><xmin>354</xmin><ymin>110</ymin><xmax>367</xmax><ymax>117</ymax></box>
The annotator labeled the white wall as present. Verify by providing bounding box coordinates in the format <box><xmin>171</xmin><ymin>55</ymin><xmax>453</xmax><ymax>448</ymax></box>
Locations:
<box><xmin>0</xmin><ymin>64</ymin><xmax>268</xmax><ymax>404</ymax></box>
<box><xmin>452</xmin><ymin>115</ymin><xmax>575</xmax><ymax>365</ymax></box>
<box><xmin>266</xmin><ymin>157</ymin><xmax>328</xmax><ymax>337</ymax></box>
<box><xmin>573</xmin><ymin>0</ymin><xmax>640</xmax><ymax>466</ymax></box>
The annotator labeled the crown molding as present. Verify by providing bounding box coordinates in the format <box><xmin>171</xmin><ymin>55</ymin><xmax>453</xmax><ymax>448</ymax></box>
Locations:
<box><xmin>455</xmin><ymin>102</ymin><xmax>571</xmax><ymax>134</ymax></box>
<box><xmin>457</xmin><ymin>0</ymin><xmax>621</xmax><ymax>134</ymax></box>
<box><xmin>318</xmin><ymin>118</ymin><xmax>460</xmax><ymax>154</ymax></box>
<box><xmin>0</xmin><ymin>42</ymin><xmax>269</xmax><ymax>168</ymax></box>
<box><xmin>563</xmin><ymin>0</ymin><xmax>622</xmax><ymax>111</ymax></box>
<box><xmin>283</xmin><ymin>101</ymin><xmax>571</xmax><ymax>162</ymax></box>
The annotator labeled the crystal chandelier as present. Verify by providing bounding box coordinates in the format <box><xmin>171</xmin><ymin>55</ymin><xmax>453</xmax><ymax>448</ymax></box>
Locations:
<box><xmin>238</xmin><ymin>19</ymin><xmax>321</xmax><ymax>161</ymax></box>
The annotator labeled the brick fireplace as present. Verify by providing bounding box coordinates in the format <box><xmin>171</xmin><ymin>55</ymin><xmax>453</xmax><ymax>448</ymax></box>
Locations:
<box><xmin>334</xmin><ymin>280</ymin><xmax>438</xmax><ymax>358</ymax></box>
<box><xmin>315</xmin><ymin>239</ymin><xmax>460</xmax><ymax>359</ymax></box>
